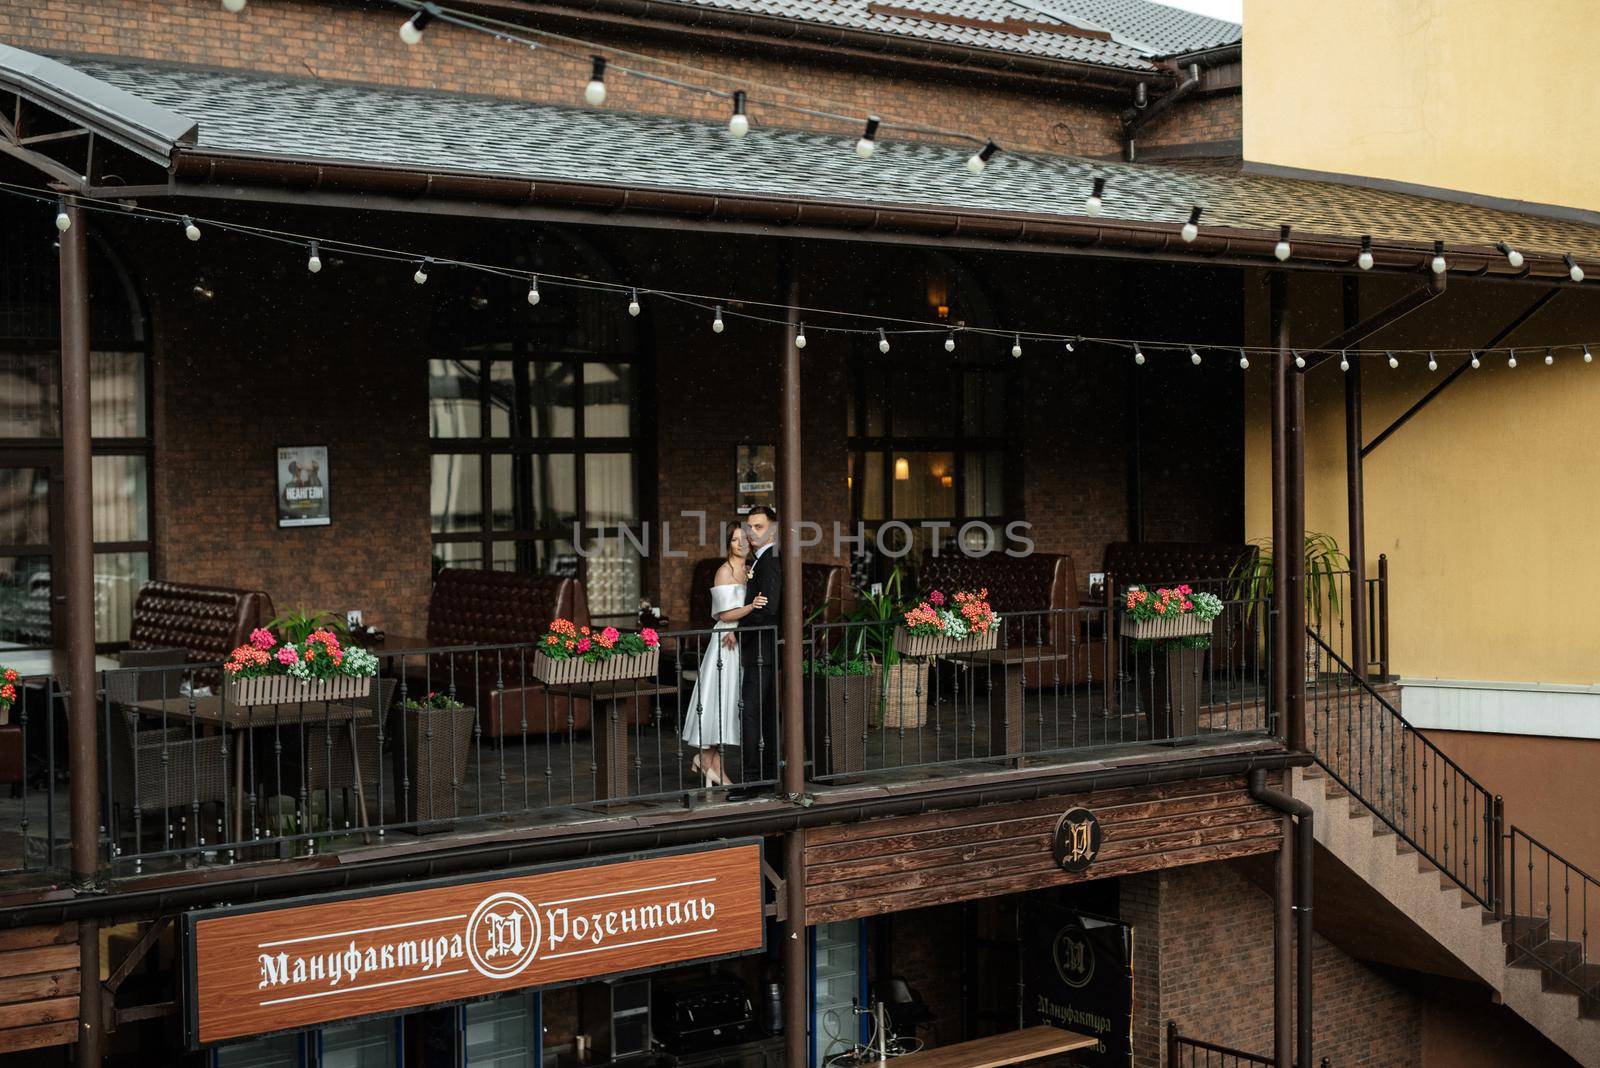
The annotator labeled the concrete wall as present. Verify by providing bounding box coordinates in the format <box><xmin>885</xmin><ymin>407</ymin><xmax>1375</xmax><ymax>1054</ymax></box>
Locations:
<box><xmin>1243</xmin><ymin>0</ymin><xmax>1600</xmax><ymax>213</ymax></box>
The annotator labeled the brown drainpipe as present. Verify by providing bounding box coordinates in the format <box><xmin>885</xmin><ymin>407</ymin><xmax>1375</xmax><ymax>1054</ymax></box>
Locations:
<box><xmin>1250</xmin><ymin>769</ymin><xmax>1314</xmax><ymax>1068</ymax></box>
<box><xmin>59</xmin><ymin>197</ymin><xmax>105</xmax><ymax>1065</ymax></box>
<box><xmin>1122</xmin><ymin>62</ymin><xmax>1202</xmax><ymax>162</ymax></box>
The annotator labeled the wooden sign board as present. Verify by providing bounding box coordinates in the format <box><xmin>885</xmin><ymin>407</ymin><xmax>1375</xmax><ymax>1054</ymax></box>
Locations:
<box><xmin>184</xmin><ymin>842</ymin><xmax>764</xmax><ymax>1047</ymax></box>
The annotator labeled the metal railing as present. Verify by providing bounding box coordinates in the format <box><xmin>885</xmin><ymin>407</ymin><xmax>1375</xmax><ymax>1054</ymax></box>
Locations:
<box><xmin>1306</xmin><ymin>632</ymin><xmax>1497</xmax><ymax>912</ymax></box>
<box><xmin>803</xmin><ymin>597</ymin><xmax>1275</xmax><ymax>782</ymax></box>
<box><xmin>93</xmin><ymin>625</ymin><xmax>781</xmax><ymax>873</ymax></box>
<box><xmin>1507</xmin><ymin>827</ymin><xmax>1600</xmax><ymax>1004</ymax></box>
<box><xmin>1166</xmin><ymin>1021</ymin><xmax>1330</xmax><ymax>1068</ymax></box>
<box><xmin>0</xmin><ymin>671</ymin><xmax>67</xmax><ymax>875</ymax></box>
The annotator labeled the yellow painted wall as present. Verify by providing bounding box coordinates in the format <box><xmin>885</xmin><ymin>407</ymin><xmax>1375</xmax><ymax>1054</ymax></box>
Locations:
<box><xmin>1243</xmin><ymin>273</ymin><xmax>1600</xmax><ymax>684</ymax></box>
<box><xmin>1243</xmin><ymin>0</ymin><xmax>1600</xmax><ymax>211</ymax></box>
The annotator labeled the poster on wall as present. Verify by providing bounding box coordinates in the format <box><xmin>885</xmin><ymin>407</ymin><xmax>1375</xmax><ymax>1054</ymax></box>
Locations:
<box><xmin>1021</xmin><ymin>900</ymin><xmax>1134</xmax><ymax>1066</ymax></box>
<box><xmin>735</xmin><ymin>443</ymin><xmax>775</xmax><ymax>515</ymax></box>
<box><xmin>276</xmin><ymin>445</ymin><xmax>330</xmax><ymax>528</ymax></box>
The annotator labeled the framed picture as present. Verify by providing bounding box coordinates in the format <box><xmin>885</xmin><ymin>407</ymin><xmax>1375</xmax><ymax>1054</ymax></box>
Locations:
<box><xmin>735</xmin><ymin>443</ymin><xmax>775</xmax><ymax>515</ymax></box>
<box><xmin>277</xmin><ymin>445</ymin><xmax>331</xmax><ymax>528</ymax></box>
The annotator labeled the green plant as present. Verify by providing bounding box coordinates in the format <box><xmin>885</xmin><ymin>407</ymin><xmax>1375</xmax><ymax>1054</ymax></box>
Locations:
<box><xmin>404</xmin><ymin>691</ymin><xmax>469</xmax><ymax>711</ymax></box>
<box><xmin>1230</xmin><ymin>532</ymin><xmax>1351</xmax><ymax>631</ymax></box>
<box><xmin>802</xmin><ymin>656</ymin><xmax>872</xmax><ymax>677</ymax></box>
<box><xmin>267</xmin><ymin>608</ymin><xmax>348</xmax><ymax>645</ymax></box>
<box><xmin>843</xmin><ymin>566</ymin><xmax>908</xmax><ymax>669</ymax></box>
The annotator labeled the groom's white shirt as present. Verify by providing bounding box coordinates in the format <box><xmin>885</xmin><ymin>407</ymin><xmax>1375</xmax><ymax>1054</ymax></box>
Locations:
<box><xmin>754</xmin><ymin>540</ymin><xmax>775</xmax><ymax>561</ymax></box>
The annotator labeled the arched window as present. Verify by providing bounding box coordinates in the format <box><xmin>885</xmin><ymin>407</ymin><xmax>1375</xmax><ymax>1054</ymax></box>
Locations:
<box><xmin>427</xmin><ymin>230</ymin><xmax>649</xmax><ymax>620</ymax></box>
<box><xmin>0</xmin><ymin>200</ymin><xmax>152</xmax><ymax>646</ymax></box>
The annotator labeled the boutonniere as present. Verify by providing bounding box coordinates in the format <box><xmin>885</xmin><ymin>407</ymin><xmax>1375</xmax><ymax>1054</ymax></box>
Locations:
<box><xmin>745</xmin><ymin>565</ymin><xmax>756</xmax><ymax>582</ymax></box>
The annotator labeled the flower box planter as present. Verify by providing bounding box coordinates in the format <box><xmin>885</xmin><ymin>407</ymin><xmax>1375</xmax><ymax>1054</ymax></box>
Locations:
<box><xmin>1121</xmin><ymin>613</ymin><xmax>1214</xmax><ymax>642</ymax></box>
<box><xmin>804</xmin><ymin>673</ymin><xmax>873</xmax><ymax>776</ymax></box>
<box><xmin>227</xmin><ymin>674</ymin><xmax>371</xmax><ymax>708</ymax></box>
<box><xmin>874</xmin><ymin>660</ymin><xmax>929</xmax><ymax>730</ymax></box>
<box><xmin>893</xmin><ymin>626</ymin><xmax>999</xmax><ymax>658</ymax></box>
<box><xmin>531</xmin><ymin>650</ymin><xmax>660</xmax><ymax>687</ymax></box>
<box><xmin>403</xmin><ymin>704</ymin><xmax>477</xmax><ymax>828</ymax></box>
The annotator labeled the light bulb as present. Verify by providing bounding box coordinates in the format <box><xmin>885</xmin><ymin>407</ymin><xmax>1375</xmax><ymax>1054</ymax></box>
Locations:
<box><xmin>712</xmin><ymin>306</ymin><xmax>724</xmax><ymax>333</ymax></box>
<box><xmin>1274</xmin><ymin>225</ymin><xmax>1292</xmax><ymax>262</ymax></box>
<box><xmin>1431</xmin><ymin>254</ymin><xmax>1447</xmax><ymax>274</ymax></box>
<box><xmin>1134</xmin><ymin>347</ymin><xmax>1145</xmax><ymax>366</ymax></box>
<box><xmin>1508</xmin><ymin>351</ymin><xmax>1518</xmax><ymax>368</ymax></box>
<box><xmin>627</xmin><ymin>289</ymin><xmax>641</xmax><ymax>317</ymax></box>
<box><xmin>526</xmin><ymin>276</ymin><xmax>540</xmax><ymax>305</ymax></box>
<box><xmin>1566</xmin><ymin>255</ymin><xmax>1585</xmax><ymax>282</ymax></box>
<box><xmin>856</xmin><ymin>116</ymin><xmax>880</xmax><ymax>160</ymax></box>
<box><xmin>966</xmin><ymin>141</ymin><xmax>999</xmax><ymax>175</ymax></box>
<box><xmin>306</xmin><ymin>240</ymin><xmax>322</xmax><ymax>273</ymax></box>
<box><xmin>1497</xmin><ymin>242</ymin><xmax>1524</xmax><ymax>269</ymax></box>
<box><xmin>1085</xmin><ymin>176</ymin><xmax>1106</xmax><ymax>216</ymax></box>
<box><xmin>1181</xmin><ymin>206</ymin><xmax>1201</xmax><ymax>243</ymax></box>
<box><xmin>54</xmin><ymin>200</ymin><xmax>70</xmax><ymax>233</ymax></box>
<box><xmin>1586</xmin><ymin>346</ymin><xmax>1594</xmax><ymax>364</ymax></box>
<box><xmin>1387</xmin><ymin>351</ymin><xmax>1399</xmax><ymax>369</ymax></box>
<box><xmin>1470</xmin><ymin>352</ymin><xmax>1481</xmax><ymax>369</ymax></box>
<box><xmin>878</xmin><ymin>329</ymin><xmax>890</xmax><ymax>354</ymax></box>
<box><xmin>944</xmin><ymin>333</ymin><xmax>956</xmax><ymax>353</ymax></box>
<box><xmin>1238</xmin><ymin>349</ymin><xmax>1250</xmax><ymax>370</ymax></box>
<box><xmin>1011</xmin><ymin>335</ymin><xmax>1022</xmax><ymax>359</ymax></box>
<box><xmin>1340</xmin><ymin>353</ymin><xmax>1350</xmax><ymax>372</ymax></box>
<box><xmin>1065</xmin><ymin>338</ymin><xmax>1075</xmax><ymax>352</ymax></box>
<box><xmin>1427</xmin><ymin>352</ymin><xmax>1437</xmax><ymax>371</ymax></box>
<box><xmin>795</xmin><ymin>325</ymin><xmax>807</xmax><ymax>349</ymax></box>
<box><xmin>399</xmin><ymin>8</ymin><xmax>433</xmax><ymax>45</ymax></box>
<box><xmin>1358</xmin><ymin>250</ymin><xmax>1374</xmax><ymax>270</ymax></box>
<box><xmin>1545</xmin><ymin>348</ymin><xmax>1555</xmax><ymax>366</ymax></box>
<box><xmin>1293</xmin><ymin>351</ymin><xmax>1305</xmax><ymax>369</ymax></box>
<box><xmin>1190</xmin><ymin>347</ymin><xmax>1202</xmax><ymax>366</ymax></box>
<box><xmin>585</xmin><ymin>56</ymin><xmax>607</xmax><ymax>107</ymax></box>
<box><xmin>222</xmin><ymin>0</ymin><xmax>247</xmax><ymax>11</ymax></box>
<box><xmin>728</xmin><ymin>92</ymin><xmax>749</xmax><ymax>138</ymax></box>
<box><xmin>182</xmin><ymin>216</ymin><xmax>201</xmax><ymax>241</ymax></box>
<box><xmin>413</xmin><ymin>259</ymin><xmax>430</xmax><ymax>285</ymax></box>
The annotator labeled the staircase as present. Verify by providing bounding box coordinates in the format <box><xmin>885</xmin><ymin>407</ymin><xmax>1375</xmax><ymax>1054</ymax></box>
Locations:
<box><xmin>1302</xmin><ymin>639</ymin><xmax>1600</xmax><ymax>1067</ymax></box>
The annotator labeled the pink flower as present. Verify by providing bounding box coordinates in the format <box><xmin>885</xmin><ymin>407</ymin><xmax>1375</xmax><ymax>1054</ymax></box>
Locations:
<box><xmin>576</xmin><ymin>637</ymin><xmax>592</xmax><ymax>653</ymax></box>
<box><xmin>599</xmin><ymin>626</ymin><xmax>620</xmax><ymax>648</ymax></box>
<box><xmin>250</xmin><ymin>627</ymin><xmax>275</xmax><ymax>650</ymax></box>
<box><xmin>641</xmin><ymin>628</ymin><xmax>659</xmax><ymax>647</ymax></box>
<box><xmin>276</xmin><ymin>646</ymin><xmax>299</xmax><ymax>666</ymax></box>
<box><xmin>928</xmin><ymin>590</ymin><xmax>946</xmax><ymax>606</ymax></box>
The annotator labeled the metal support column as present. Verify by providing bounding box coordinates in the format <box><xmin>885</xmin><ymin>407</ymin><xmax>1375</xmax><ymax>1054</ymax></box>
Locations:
<box><xmin>1268</xmin><ymin>272</ymin><xmax>1291</xmax><ymax>745</ymax></box>
<box><xmin>59</xmin><ymin>197</ymin><xmax>104</xmax><ymax>1065</ymax></box>
<box><xmin>777</xmin><ymin>258</ymin><xmax>809</xmax><ymax>1068</ymax></box>
<box><xmin>1342</xmin><ymin>278</ymin><xmax>1369</xmax><ymax>681</ymax></box>
<box><xmin>1285</xmin><ymin>280</ymin><xmax>1307</xmax><ymax>753</ymax></box>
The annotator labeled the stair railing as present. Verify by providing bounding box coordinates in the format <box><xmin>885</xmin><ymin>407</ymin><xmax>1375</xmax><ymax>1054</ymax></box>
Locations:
<box><xmin>1508</xmin><ymin>826</ymin><xmax>1600</xmax><ymax>1003</ymax></box>
<box><xmin>1305</xmin><ymin>631</ymin><xmax>1497</xmax><ymax>913</ymax></box>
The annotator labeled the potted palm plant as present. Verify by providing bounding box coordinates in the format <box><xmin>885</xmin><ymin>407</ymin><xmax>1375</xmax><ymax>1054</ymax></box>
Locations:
<box><xmin>1231</xmin><ymin>532</ymin><xmax>1351</xmax><ymax>683</ymax></box>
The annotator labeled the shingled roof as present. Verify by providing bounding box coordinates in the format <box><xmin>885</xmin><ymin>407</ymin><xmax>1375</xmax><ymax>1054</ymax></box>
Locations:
<box><xmin>611</xmin><ymin>0</ymin><xmax>1240</xmax><ymax>71</ymax></box>
<box><xmin>54</xmin><ymin>55</ymin><xmax>1600</xmax><ymax>265</ymax></box>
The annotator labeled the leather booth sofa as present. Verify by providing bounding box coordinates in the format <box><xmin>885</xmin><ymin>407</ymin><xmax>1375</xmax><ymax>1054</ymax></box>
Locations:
<box><xmin>918</xmin><ymin>552</ymin><xmax>1104</xmax><ymax>687</ymax></box>
<box><xmin>128</xmin><ymin>580</ymin><xmax>275</xmax><ymax>686</ymax></box>
<box><xmin>1101</xmin><ymin>541</ymin><xmax>1260</xmax><ymax>668</ymax></box>
<box><xmin>422</xmin><ymin>568</ymin><xmax>642</xmax><ymax>738</ymax></box>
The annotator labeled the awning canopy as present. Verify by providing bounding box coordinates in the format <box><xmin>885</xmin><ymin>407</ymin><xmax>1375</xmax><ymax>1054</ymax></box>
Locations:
<box><xmin>7</xmin><ymin>48</ymin><xmax>1600</xmax><ymax>281</ymax></box>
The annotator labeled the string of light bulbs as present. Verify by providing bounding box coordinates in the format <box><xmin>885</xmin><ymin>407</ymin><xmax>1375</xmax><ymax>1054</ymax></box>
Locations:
<box><xmin>24</xmin><ymin>182</ymin><xmax>1600</xmax><ymax>369</ymax></box>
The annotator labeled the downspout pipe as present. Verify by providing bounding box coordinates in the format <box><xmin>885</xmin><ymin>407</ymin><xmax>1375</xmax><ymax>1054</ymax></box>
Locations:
<box><xmin>1121</xmin><ymin>62</ymin><xmax>1201</xmax><ymax>161</ymax></box>
<box><xmin>1250</xmin><ymin>768</ymin><xmax>1313</xmax><ymax>1068</ymax></box>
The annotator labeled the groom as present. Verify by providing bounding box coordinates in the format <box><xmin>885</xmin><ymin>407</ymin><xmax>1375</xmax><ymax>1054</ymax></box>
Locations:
<box><xmin>735</xmin><ymin>505</ymin><xmax>781</xmax><ymax>794</ymax></box>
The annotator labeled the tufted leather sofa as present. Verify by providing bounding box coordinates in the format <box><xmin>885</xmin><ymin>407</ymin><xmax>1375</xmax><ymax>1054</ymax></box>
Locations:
<box><xmin>918</xmin><ymin>552</ymin><xmax>1105</xmax><ymax>687</ymax></box>
<box><xmin>686</xmin><ymin>558</ymin><xmax>849</xmax><ymax>631</ymax></box>
<box><xmin>128</xmin><ymin>581</ymin><xmax>275</xmax><ymax>685</ymax></box>
<box><xmin>422</xmin><ymin>568</ymin><xmax>642</xmax><ymax>738</ymax></box>
<box><xmin>1102</xmin><ymin>542</ymin><xmax>1260</xmax><ymax>668</ymax></box>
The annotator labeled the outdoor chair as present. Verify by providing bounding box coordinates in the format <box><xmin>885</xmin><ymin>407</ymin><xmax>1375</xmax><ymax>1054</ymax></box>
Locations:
<box><xmin>104</xmin><ymin>647</ymin><xmax>191</xmax><ymax>709</ymax></box>
<box><xmin>304</xmin><ymin>678</ymin><xmax>398</xmax><ymax>832</ymax></box>
<box><xmin>105</xmin><ymin>706</ymin><xmax>229</xmax><ymax>856</ymax></box>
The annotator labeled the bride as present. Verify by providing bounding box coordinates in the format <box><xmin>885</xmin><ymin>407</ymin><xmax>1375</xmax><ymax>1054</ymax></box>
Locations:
<box><xmin>682</xmin><ymin>524</ymin><xmax>767</xmax><ymax>787</ymax></box>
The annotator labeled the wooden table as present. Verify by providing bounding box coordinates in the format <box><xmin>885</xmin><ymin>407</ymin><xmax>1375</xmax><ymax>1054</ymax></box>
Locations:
<box><xmin>2</xmin><ymin>649</ymin><xmax>119</xmax><ymax>681</ymax></box>
<box><xmin>944</xmin><ymin>650</ymin><xmax>1078</xmax><ymax>760</ymax></box>
<box><xmin>537</xmin><ymin>678</ymin><xmax>676</xmax><ymax>802</ymax></box>
<box><xmin>131</xmin><ymin>696</ymin><xmax>375</xmax><ymax>844</ymax></box>
<box><xmin>866</xmin><ymin>1026</ymin><xmax>1096</xmax><ymax>1067</ymax></box>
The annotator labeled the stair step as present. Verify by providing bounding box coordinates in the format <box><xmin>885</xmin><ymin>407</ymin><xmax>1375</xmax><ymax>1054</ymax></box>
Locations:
<box><xmin>1394</xmin><ymin>838</ymin><xmax>1417</xmax><ymax>855</ymax></box>
<box><xmin>1324</xmin><ymin>782</ymin><xmax>1349</xmax><ymax>799</ymax></box>
<box><xmin>1519</xmin><ymin>938</ymin><xmax>1584</xmax><ymax>975</ymax></box>
<box><xmin>1580</xmin><ymin>993</ymin><xmax>1600</xmax><ymax>1020</ymax></box>
<box><xmin>1370</xmin><ymin>821</ymin><xmax>1396</xmax><ymax>838</ymax></box>
<box><xmin>1504</xmin><ymin>915</ymin><xmax>1551</xmax><ymax>947</ymax></box>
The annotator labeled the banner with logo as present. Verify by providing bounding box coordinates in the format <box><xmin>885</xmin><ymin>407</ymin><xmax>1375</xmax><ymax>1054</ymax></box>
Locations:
<box><xmin>1021</xmin><ymin>900</ymin><xmax>1133</xmax><ymax>1066</ymax></box>
<box><xmin>183</xmin><ymin>842</ymin><xmax>764</xmax><ymax>1047</ymax></box>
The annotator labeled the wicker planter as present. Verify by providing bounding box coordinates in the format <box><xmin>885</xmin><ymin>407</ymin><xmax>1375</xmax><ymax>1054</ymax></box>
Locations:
<box><xmin>226</xmin><ymin>674</ymin><xmax>372</xmax><ymax>707</ymax></box>
<box><xmin>1121</xmin><ymin>613</ymin><xmax>1213</xmax><ymax>642</ymax></box>
<box><xmin>874</xmin><ymin>660</ymin><xmax>929</xmax><ymax>730</ymax></box>
<box><xmin>404</xmin><ymin>704</ymin><xmax>477</xmax><ymax>826</ymax></box>
<box><xmin>1132</xmin><ymin>644</ymin><xmax>1204</xmax><ymax>741</ymax></box>
<box><xmin>803</xmin><ymin>673</ymin><xmax>872</xmax><ymax>776</ymax></box>
<box><xmin>531</xmin><ymin>649</ymin><xmax>659</xmax><ymax>686</ymax></box>
<box><xmin>893</xmin><ymin>626</ymin><xmax>1000</xmax><ymax>658</ymax></box>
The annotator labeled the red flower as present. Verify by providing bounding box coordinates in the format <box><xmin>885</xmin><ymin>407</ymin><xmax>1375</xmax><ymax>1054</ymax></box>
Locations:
<box><xmin>928</xmin><ymin>590</ymin><xmax>946</xmax><ymax>606</ymax></box>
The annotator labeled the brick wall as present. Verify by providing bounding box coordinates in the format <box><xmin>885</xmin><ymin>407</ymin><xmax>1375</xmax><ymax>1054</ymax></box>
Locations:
<box><xmin>4</xmin><ymin>0</ymin><xmax>1237</xmax><ymax>162</ymax></box>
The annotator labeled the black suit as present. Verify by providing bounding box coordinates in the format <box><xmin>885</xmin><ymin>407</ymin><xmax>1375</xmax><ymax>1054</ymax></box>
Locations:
<box><xmin>738</xmin><ymin>545</ymin><xmax>781</xmax><ymax>784</ymax></box>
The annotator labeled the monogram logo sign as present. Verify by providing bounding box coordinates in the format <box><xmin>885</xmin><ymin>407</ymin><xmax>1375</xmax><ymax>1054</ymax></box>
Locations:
<box><xmin>1051</xmin><ymin>807</ymin><xmax>1102</xmax><ymax>873</ymax></box>
<box><xmin>185</xmin><ymin>843</ymin><xmax>763</xmax><ymax>1047</ymax></box>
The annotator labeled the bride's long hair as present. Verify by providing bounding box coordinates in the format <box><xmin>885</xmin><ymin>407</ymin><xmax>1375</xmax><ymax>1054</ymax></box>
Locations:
<box><xmin>726</xmin><ymin>524</ymin><xmax>749</xmax><ymax>570</ymax></box>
